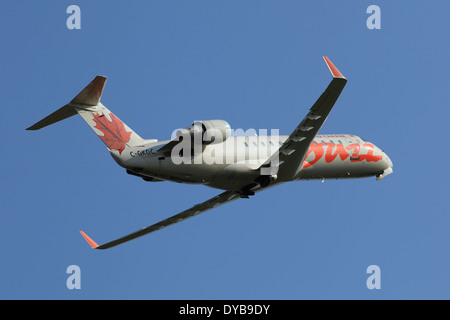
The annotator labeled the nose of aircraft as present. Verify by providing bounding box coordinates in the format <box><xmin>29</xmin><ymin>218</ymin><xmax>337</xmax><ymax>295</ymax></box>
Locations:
<box><xmin>376</xmin><ymin>150</ymin><xmax>393</xmax><ymax>180</ymax></box>
<box><xmin>383</xmin><ymin>152</ymin><xmax>393</xmax><ymax>169</ymax></box>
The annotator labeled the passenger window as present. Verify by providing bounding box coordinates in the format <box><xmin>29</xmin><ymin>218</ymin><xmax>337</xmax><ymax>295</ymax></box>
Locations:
<box><xmin>338</xmin><ymin>140</ymin><xmax>343</xmax><ymax>145</ymax></box>
<box><xmin>244</xmin><ymin>142</ymin><xmax>249</xmax><ymax>147</ymax></box>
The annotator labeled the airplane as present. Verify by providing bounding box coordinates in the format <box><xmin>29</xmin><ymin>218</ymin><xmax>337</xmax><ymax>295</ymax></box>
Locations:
<box><xmin>27</xmin><ymin>56</ymin><xmax>393</xmax><ymax>249</ymax></box>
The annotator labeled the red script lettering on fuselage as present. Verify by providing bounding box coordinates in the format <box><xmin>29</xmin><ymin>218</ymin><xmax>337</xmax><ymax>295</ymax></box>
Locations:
<box><xmin>302</xmin><ymin>142</ymin><xmax>382</xmax><ymax>168</ymax></box>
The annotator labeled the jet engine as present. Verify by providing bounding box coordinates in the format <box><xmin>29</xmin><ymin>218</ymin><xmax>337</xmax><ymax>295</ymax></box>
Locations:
<box><xmin>176</xmin><ymin>120</ymin><xmax>231</xmax><ymax>145</ymax></box>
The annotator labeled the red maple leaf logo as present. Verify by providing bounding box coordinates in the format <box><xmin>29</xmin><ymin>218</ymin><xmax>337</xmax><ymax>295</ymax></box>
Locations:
<box><xmin>92</xmin><ymin>112</ymin><xmax>132</xmax><ymax>154</ymax></box>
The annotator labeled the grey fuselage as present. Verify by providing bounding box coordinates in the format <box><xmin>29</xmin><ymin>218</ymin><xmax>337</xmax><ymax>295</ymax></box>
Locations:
<box><xmin>111</xmin><ymin>134</ymin><xmax>393</xmax><ymax>192</ymax></box>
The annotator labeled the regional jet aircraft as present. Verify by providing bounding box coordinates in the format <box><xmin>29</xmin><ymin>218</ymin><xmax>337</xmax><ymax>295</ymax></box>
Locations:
<box><xmin>27</xmin><ymin>57</ymin><xmax>393</xmax><ymax>249</ymax></box>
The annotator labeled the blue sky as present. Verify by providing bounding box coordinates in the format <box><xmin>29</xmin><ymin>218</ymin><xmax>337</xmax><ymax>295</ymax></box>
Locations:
<box><xmin>1</xmin><ymin>1</ymin><xmax>450</xmax><ymax>299</ymax></box>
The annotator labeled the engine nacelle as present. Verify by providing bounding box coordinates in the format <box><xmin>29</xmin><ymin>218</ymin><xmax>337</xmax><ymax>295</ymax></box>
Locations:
<box><xmin>176</xmin><ymin>119</ymin><xmax>231</xmax><ymax>145</ymax></box>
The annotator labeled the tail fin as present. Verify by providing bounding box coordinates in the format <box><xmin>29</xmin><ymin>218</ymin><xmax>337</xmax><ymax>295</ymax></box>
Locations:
<box><xmin>27</xmin><ymin>76</ymin><xmax>144</xmax><ymax>154</ymax></box>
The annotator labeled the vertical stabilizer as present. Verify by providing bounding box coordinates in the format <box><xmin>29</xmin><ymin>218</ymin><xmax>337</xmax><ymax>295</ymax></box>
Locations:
<box><xmin>26</xmin><ymin>76</ymin><xmax>145</xmax><ymax>154</ymax></box>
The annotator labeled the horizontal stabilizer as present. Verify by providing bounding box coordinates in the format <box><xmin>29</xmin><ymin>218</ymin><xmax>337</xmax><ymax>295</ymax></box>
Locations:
<box><xmin>26</xmin><ymin>104</ymin><xmax>77</xmax><ymax>130</ymax></box>
<box><xmin>26</xmin><ymin>76</ymin><xmax>107</xmax><ymax>131</ymax></box>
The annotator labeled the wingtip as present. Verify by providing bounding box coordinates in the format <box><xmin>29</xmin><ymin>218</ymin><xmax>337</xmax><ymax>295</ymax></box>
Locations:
<box><xmin>80</xmin><ymin>231</ymin><xmax>99</xmax><ymax>248</ymax></box>
<box><xmin>323</xmin><ymin>56</ymin><xmax>346</xmax><ymax>79</ymax></box>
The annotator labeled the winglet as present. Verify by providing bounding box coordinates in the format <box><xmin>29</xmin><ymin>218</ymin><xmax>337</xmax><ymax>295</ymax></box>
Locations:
<box><xmin>323</xmin><ymin>56</ymin><xmax>345</xmax><ymax>79</ymax></box>
<box><xmin>80</xmin><ymin>231</ymin><xmax>99</xmax><ymax>249</ymax></box>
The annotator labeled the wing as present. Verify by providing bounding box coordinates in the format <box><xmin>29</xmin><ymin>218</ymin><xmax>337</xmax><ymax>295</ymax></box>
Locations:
<box><xmin>260</xmin><ymin>56</ymin><xmax>347</xmax><ymax>181</ymax></box>
<box><xmin>80</xmin><ymin>190</ymin><xmax>247</xmax><ymax>249</ymax></box>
